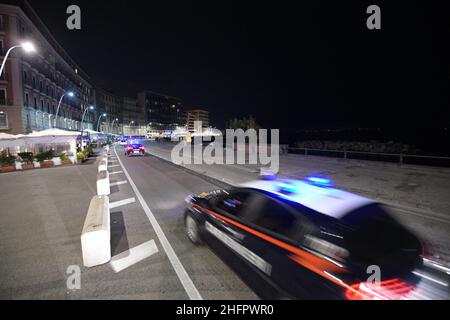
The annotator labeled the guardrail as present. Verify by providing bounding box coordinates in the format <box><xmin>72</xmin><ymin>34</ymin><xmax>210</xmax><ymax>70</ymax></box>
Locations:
<box><xmin>288</xmin><ymin>147</ymin><xmax>450</xmax><ymax>168</ymax></box>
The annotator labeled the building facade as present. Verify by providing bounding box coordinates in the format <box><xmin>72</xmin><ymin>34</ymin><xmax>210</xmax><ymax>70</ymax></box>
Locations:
<box><xmin>137</xmin><ymin>90</ymin><xmax>185</xmax><ymax>131</ymax></box>
<box><xmin>187</xmin><ymin>109</ymin><xmax>209</xmax><ymax>132</ymax></box>
<box><xmin>93</xmin><ymin>87</ymin><xmax>123</xmax><ymax>134</ymax></box>
<box><xmin>0</xmin><ymin>0</ymin><xmax>95</xmax><ymax>135</ymax></box>
<box><xmin>122</xmin><ymin>96</ymin><xmax>143</xmax><ymax>125</ymax></box>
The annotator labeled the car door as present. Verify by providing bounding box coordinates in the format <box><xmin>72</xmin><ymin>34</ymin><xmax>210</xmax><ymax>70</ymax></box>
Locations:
<box><xmin>240</xmin><ymin>193</ymin><xmax>323</xmax><ymax>298</ymax></box>
<box><xmin>202</xmin><ymin>190</ymin><xmax>271</xmax><ymax>271</ymax></box>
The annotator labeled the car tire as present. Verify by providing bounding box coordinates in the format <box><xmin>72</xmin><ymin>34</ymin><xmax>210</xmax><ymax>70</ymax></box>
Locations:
<box><xmin>185</xmin><ymin>213</ymin><xmax>203</xmax><ymax>245</ymax></box>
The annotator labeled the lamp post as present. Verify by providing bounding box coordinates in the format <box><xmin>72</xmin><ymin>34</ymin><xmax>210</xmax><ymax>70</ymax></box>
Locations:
<box><xmin>110</xmin><ymin>118</ymin><xmax>119</xmax><ymax>135</ymax></box>
<box><xmin>127</xmin><ymin>121</ymin><xmax>135</xmax><ymax>136</ymax></box>
<box><xmin>0</xmin><ymin>42</ymin><xmax>36</xmax><ymax>78</ymax></box>
<box><xmin>54</xmin><ymin>91</ymin><xmax>74</xmax><ymax>128</ymax></box>
<box><xmin>80</xmin><ymin>105</ymin><xmax>94</xmax><ymax>132</ymax></box>
<box><xmin>96</xmin><ymin>113</ymin><xmax>107</xmax><ymax>132</ymax></box>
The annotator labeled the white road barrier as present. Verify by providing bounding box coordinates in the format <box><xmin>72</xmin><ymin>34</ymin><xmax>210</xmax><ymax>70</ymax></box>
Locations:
<box><xmin>98</xmin><ymin>159</ymin><xmax>108</xmax><ymax>172</ymax></box>
<box><xmin>81</xmin><ymin>195</ymin><xmax>111</xmax><ymax>267</ymax></box>
<box><xmin>97</xmin><ymin>170</ymin><xmax>110</xmax><ymax>196</ymax></box>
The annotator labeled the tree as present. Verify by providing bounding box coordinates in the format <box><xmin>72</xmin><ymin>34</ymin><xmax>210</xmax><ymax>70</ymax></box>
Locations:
<box><xmin>226</xmin><ymin>115</ymin><xmax>261</xmax><ymax>131</ymax></box>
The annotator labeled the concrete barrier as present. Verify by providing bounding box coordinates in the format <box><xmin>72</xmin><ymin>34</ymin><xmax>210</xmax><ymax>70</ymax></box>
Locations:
<box><xmin>81</xmin><ymin>195</ymin><xmax>111</xmax><ymax>267</ymax></box>
<box><xmin>97</xmin><ymin>170</ymin><xmax>110</xmax><ymax>196</ymax></box>
<box><xmin>98</xmin><ymin>159</ymin><xmax>108</xmax><ymax>172</ymax></box>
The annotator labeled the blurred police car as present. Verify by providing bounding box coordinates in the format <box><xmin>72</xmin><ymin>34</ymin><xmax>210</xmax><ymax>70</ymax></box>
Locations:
<box><xmin>184</xmin><ymin>175</ymin><xmax>423</xmax><ymax>299</ymax></box>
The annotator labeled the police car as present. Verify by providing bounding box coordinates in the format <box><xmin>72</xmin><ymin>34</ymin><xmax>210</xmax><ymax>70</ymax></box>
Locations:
<box><xmin>184</xmin><ymin>176</ymin><xmax>423</xmax><ymax>299</ymax></box>
<box><xmin>125</xmin><ymin>139</ymin><xmax>145</xmax><ymax>156</ymax></box>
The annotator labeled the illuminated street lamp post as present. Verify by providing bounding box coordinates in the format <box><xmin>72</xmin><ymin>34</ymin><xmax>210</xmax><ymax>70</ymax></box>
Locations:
<box><xmin>97</xmin><ymin>113</ymin><xmax>107</xmax><ymax>132</ymax></box>
<box><xmin>0</xmin><ymin>42</ymin><xmax>36</xmax><ymax>78</ymax></box>
<box><xmin>80</xmin><ymin>105</ymin><xmax>94</xmax><ymax>132</ymax></box>
<box><xmin>54</xmin><ymin>91</ymin><xmax>74</xmax><ymax>128</ymax></box>
<box><xmin>110</xmin><ymin>118</ymin><xmax>119</xmax><ymax>135</ymax></box>
<box><xmin>126</xmin><ymin>121</ymin><xmax>135</xmax><ymax>136</ymax></box>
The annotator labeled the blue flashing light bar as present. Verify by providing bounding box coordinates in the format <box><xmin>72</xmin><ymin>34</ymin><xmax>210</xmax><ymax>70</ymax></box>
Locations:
<box><xmin>278</xmin><ymin>182</ymin><xmax>297</xmax><ymax>195</ymax></box>
<box><xmin>305</xmin><ymin>176</ymin><xmax>333</xmax><ymax>187</ymax></box>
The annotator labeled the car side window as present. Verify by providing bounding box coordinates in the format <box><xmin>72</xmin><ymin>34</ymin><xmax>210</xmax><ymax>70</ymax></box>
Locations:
<box><xmin>248</xmin><ymin>197</ymin><xmax>302</xmax><ymax>241</ymax></box>
<box><xmin>216</xmin><ymin>191</ymin><xmax>251</xmax><ymax>218</ymax></box>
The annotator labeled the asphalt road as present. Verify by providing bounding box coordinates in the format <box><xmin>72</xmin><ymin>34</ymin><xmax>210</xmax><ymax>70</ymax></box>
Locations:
<box><xmin>110</xmin><ymin>145</ymin><xmax>259</xmax><ymax>300</ymax></box>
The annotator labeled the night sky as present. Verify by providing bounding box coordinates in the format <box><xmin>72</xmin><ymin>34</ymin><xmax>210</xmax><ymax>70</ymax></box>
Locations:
<box><xmin>26</xmin><ymin>0</ymin><xmax>450</xmax><ymax>136</ymax></box>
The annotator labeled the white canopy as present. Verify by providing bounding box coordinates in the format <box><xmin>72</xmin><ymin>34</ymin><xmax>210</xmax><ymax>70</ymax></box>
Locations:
<box><xmin>25</xmin><ymin>128</ymin><xmax>79</xmax><ymax>138</ymax></box>
<box><xmin>0</xmin><ymin>132</ymin><xmax>17</xmax><ymax>140</ymax></box>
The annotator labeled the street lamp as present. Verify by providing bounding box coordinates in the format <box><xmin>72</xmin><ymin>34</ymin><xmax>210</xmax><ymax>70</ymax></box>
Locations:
<box><xmin>110</xmin><ymin>118</ymin><xmax>119</xmax><ymax>134</ymax></box>
<box><xmin>80</xmin><ymin>105</ymin><xmax>94</xmax><ymax>133</ymax></box>
<box><xmin>54</xmin><ymin>91</ymin><xmax>74</xmax><ymax>128</ymax></box>
<box><xmin>97</xmin><ymin>113</ymin><xmax>107</xmax><ymax>132</ymax></box>
<box><xmin>127</xmin><ymin>121</ymin><xmax>135</xmax><ymax>136</ymax></box>
<box><xmin>0</xmin><ymin>41</ymin><xmax>36</xmax><ymax>78</ymax></box>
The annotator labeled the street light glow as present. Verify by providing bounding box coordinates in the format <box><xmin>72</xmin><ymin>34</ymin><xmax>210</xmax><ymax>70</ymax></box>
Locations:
<box><xmin>21</xmin><ymin>42</ymin><xmax>36</xmax><ymax>53</ymax></box>
<box><xmin>68</xmin><ymin>91</ymin><xmax>75</xmax><ymax>97</ymax></box>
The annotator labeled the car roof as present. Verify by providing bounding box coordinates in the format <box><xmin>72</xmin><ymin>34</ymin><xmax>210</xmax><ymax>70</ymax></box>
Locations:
<box><xmin>238</xmin><ymin>179</ymin><xmax>375</xmax><ymax>219</ymax></box>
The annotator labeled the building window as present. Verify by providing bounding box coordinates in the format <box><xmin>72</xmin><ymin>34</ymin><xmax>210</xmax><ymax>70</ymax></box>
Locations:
<box><xmin>0</xmin><ymin>111</ymin><xmax>8</xmax><ymax>129</ymax></box>
<box><xmin>0</xmin><ymin>89</ymin><xmax>6</xmax><ymax>105</ymax></box>
<box><xmin>34</xmin><ymin>97</ymin><xmax>37</xmax><ymax>108</ymax></box>
<box><xmin>41</xmin><ymin>100</ymin><xmax>44</xmax><ymax>111</ymax></box>
<box><xmin>32</xmin><ymin>76</ymin><xmax>36</xmax><ymax>88</ymax></box>
<box><xmin>23</xmin><ymin>71</ymin><xmax>28</xmax><ymax>83</ymax></box>
<box><xmin>25</xmin><ymin>93</ymin><xmax>29</xmax><ymax>106</ymax></box>
<box><xmin>0</xmin><ymin>39</ymin><xmax>4</xmax><ymax>56</ymax></box>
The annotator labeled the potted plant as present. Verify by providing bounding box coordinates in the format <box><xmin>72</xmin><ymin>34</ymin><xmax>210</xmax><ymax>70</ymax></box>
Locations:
<box><xmin>18</xmin><ymin>152</ymin><xmax>34</xmax><ymax>170</ymax></box>
<box><xmin>0</xmin><ymin>151</ymin><xmax>16</xmax><ymax>173</ymax></box>
<box><xmin>76</xmin><ymin>152</ymin><xmax>85</xmax><ymax>164</ymax></box>
<box><xmin>35</xmin><ymin>150</ymin><xmax>54</xmax><ymax>168</ymax></box>
<box><xmin>60</xmin><ymin>153</ymin><xmax>72</xmax><ymax>166</ymax></box>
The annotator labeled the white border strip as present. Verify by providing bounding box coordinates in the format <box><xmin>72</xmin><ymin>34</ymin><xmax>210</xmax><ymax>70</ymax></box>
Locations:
<box><xmin>110</xmin><ymin>180</ymin><xmax>129</xmax><ymax>187</ymax></box>
<box><xmin>110</xmin><ymin>197</ymin><xmax>136</xmax><ymax>209</ymax></box>
<box><xmin>113</xmin><ymin>146</ymin><xmax>203</xmax><ymax>300</ymax></box>
<box><xmin>110</xmin><ymin>240</ymin><xmax>159</xmax><ymax>273</ymax></box>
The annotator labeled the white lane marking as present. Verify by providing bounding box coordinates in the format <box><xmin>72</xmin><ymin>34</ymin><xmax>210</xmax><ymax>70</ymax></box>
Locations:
<box><xmin>109</xmin><ymin>171</ymin><xmax>124</xmax><ymax>175</ymax></box>
<box><xmin>114</xmin><ymin>146</ymin><xmax>203</xmax><ymax>300</ymax></box>
<box><xmin>412</xmin><ymin>271</ymin><xmax>449</xmax><ymax>287</ymax></box>
<box><xmin>110</xmin><ymin>240</ymin><xmax>159</xmax><ymax>273</ymax></box>
<box><xmin>110</xmin><ymin>197</ymin><xmax>136</xmax><ymax>209</ymax></box>
<box><xmin>110</xmin><ymin>180</ymin><xmax>128</xmax><ymax>187</ymax></box>
<box><xmin>108</xmin><ymin>164</ymin><xmax>121</xmax><ymax>168</ymax></box>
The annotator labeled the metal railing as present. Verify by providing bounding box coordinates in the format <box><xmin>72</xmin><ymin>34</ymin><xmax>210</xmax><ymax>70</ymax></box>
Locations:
<box><xmin>288</xmin><ymin>147</ymin><xmax>450</xmax><ymax>168</ymax></box>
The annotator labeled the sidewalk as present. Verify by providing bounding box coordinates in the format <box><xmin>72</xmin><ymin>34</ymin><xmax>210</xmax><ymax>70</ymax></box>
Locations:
<box><xmin>0</xmin><ymin>157</ymin><xmax>98</xmax><ymax>299</ymax></box>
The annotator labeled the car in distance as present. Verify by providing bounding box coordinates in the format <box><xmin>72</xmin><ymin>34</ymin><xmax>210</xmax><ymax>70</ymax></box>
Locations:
<box><xmin>184</xmin><ymin>176</ymin><xmax>423</xmax><ymax>300</ymax></box>
<box><xmin>125</xmin><ymin>142</ymin><xmax>145</xmax><ymax>156</ymax></box>
<box><xmin>118</xmin><ymin>137</ymin><xmax>128</xmax><ymax>146</ymax></box>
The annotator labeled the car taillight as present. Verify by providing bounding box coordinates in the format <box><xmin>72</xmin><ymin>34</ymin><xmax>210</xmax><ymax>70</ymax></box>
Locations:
<box><xmin>127</xmin><ymin>147</ymin><xmax>133</xmax><ymax>151</ymax></box>
<box><xmin>345</xmin><ymin>278</ymin><xmax>415</xmax><ymax>300</ymax></box>
<box><xmin>139</xmin><ymin>146</ymin><xmax>144</xmax><ymax>150</ymax></box>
